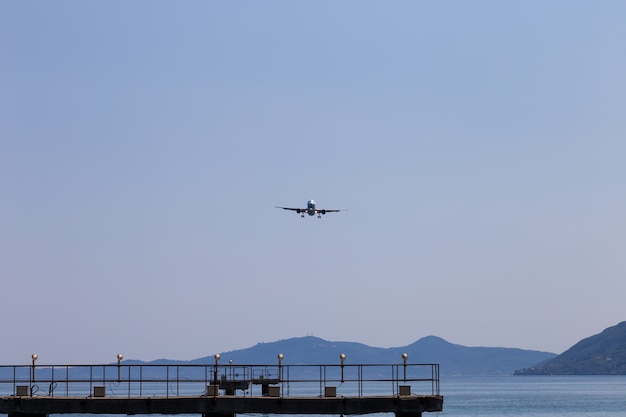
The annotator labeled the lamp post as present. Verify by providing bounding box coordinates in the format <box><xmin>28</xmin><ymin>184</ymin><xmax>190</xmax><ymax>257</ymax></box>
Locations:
<box><xmin>30</xmin><ymin>354</ymin><xmax>38</xmax><ymax>395</ymax></box>
<box><xmin>402</xmin><ymin>353</ymin><xmax>408</xmax><ymax>382</ymax></box>
<box><xmin>278</xmin><ymin>353</ymin><xmax>284</xmax><ymax>381</ymax></box>
<box><xmin>339</xmin><ymin>353</ymin><xmax>346</xmax><ymax>383</ymax></box>
<box><xmin>117</xmin><ymin>353</ymin><xmax>123</xmax><ymax>382</ymax></box>
<box><xmin>213</xmin><ymin>354</ymin><xmax>221</xmax><ymax>386</ymax></box>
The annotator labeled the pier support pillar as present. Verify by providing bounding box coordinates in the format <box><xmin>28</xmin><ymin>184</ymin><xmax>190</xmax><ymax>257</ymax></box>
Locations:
<box><xmin>396</xmin><ymin>412</ymin><xmax>422</xmax><ymax>417</ymax></box>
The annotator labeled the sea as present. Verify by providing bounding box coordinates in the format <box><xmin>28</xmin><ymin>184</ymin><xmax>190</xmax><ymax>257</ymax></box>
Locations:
<box><xmin>2</xmin><ymin>375</ymin><xmax>626</xmax><ymax>417</ymax></box>
<box><xmin>440</xmin><ymin>375</ymin><xmax>626</xmax><ymax>417</ymax></box>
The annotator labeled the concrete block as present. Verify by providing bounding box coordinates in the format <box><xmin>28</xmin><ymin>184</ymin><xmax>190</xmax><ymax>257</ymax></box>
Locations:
<box><xmin>399</xmin><ymin>385</ymin><xmax>411</xmax><ymax>396</ymax></box>
<box><xmin>324</xmin><ymin>386</ymin><xmax>336</xmax><ymax>397</ymax></box>
<box><xmin>206</xmin><ymin>385</ymin><xmax>219</xmax><ymax>396</ymax></box>
<box><xmin>267</xmin><ymin>386</ymin><xmax>280</xmax><ymax>397</ymax></box>
<box><xmin>93</xmin><ymin>386</ymin><xmax>106</xmax><ymax>397</ymax></box>
<box><xmin>16</xmin><ymin>385</ymin><xmax>29</xmax><ymax>396</ymax></box>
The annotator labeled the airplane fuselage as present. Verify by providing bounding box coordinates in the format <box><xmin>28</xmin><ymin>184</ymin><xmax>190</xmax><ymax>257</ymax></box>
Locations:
<box><xmin>294</xmin><ymin>200</ymin><xmax>320</xmax><ymax>216</ymax></box>
<box><xmin>305</xmin><ymin>199</ymin><xmax>316</xmax><ymax>216</ymax></box>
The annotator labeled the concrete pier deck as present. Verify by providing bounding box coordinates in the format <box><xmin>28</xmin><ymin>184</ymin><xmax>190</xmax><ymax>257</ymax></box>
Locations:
<box><xmin>2</xmin><ymin>394</ymin><xmax>443</xmax><ymax>416</ymax></box>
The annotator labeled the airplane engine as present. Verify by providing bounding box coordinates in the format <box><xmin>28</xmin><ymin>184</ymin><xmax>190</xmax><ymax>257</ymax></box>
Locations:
<box><xmin>296</xmin><ymin>209</ymin><xmax>301</xmax><ymax>213</ymax></box>
<box><xmin>321</xmin><ymin>210</ymin><xmax>326</xmax><ymax>215</ymax></box>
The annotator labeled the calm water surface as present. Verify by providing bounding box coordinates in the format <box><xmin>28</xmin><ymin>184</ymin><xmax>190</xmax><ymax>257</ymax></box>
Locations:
<box><xmin>441</xmin><ymin>375</ymin><xmax>626</xmax><ymax>417</ymax></box>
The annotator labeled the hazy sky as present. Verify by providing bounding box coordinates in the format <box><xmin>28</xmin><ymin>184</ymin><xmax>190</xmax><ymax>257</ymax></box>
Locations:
<box><xmin>2</xmin><ymin>1</ymin><xmax>625</xmax><ymax>364</ymax></box>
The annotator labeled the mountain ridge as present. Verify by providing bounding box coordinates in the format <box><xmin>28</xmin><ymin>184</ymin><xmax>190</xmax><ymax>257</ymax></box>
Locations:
<box><xmin>127</xmin><ymin>335</ymin><xmax>555</xmax><ymax>376</ymax></box>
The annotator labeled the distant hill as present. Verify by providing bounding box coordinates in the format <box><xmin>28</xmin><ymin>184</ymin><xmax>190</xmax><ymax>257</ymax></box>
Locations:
<box><xmin>140</xmin><ymin>335</ymin><xmax>555</xmax><ymax>376</ymax></box>
<box><xmin>515</xmin><ymin>321</ymin><xmax>626</xmax><ymax>375</ymax></box>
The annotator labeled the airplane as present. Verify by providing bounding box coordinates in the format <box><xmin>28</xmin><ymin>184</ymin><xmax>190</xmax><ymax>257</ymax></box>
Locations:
<box><xmin>276</xmin><ymin>200</ymin><xmax>344</xmax><ymax>218</ymax></box>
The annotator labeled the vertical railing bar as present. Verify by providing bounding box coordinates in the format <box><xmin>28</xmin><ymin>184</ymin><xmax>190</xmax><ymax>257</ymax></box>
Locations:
<box><xmin>319</xmin><ymin>365</ymin><xmax>322</xmax><ymax>397</ymax></box>
<box><xmin>430</xmin><ymin>366</ymin><xmax>435</xmax><ymax>395</ymax></box>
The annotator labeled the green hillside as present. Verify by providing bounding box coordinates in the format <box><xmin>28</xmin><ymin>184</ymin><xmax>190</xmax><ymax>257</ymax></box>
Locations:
<box><xmin>515</xmin><ymin>321</ymin><xmax>626</xmax><ymax>375</ymax></box>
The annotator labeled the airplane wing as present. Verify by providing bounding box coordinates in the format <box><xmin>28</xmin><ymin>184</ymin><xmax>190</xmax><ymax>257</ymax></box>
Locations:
<box><xmin>319</xmin><ymin>209</ymin><xmax>342</xmax><ymax>213</ymax></box>
<box><xmin>275</xmin><ymin>206</ymin><xmax>306</xmax><ymax>211</ymax></box>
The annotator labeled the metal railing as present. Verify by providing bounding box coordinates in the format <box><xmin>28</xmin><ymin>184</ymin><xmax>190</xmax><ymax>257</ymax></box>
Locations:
<box><xmin>0</xmin><ymin>363</ymin><xmax>439</xmax><ymax>399</ymax></box>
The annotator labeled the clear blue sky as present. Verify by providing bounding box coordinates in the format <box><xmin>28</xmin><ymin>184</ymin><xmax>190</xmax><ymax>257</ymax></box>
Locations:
<box><xmin>2</xmin><ymin>1</ymin><xmax>625</xmax><ymax>364</ymax></box>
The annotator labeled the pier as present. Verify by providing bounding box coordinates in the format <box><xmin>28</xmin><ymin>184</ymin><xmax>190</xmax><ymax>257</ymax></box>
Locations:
<box><xmin>0</xmin><ymin>356</ymin><xmax>443</xmax><ymax>417</ymax></box>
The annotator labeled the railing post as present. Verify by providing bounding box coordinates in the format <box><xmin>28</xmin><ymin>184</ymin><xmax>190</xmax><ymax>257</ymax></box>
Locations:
<box><xmin>51</xmin><ymin>365</ymin><xmax>54</xmax><ymax>398</ymax></box>
<box><xmin>319</xmin><ymin>365</ymin><xmax>323</xmax><ymax>397</ymax></box>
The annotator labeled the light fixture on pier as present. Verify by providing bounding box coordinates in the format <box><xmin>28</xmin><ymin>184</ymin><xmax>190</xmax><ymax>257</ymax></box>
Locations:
<box><xmin>278</xmin><ymin>353</ymin><xmax>284</xmax><ymax>380</ymax></box>
<box><xmin>213</xmin><ymin>354</ymin><xmax>221</xmax><ymax>385</ymax></box>
<box><xmin>402</xmin><ymin>353</ymin><xmax>408</xmax><ymax>381</ymax></box>
<box><xmin>117</xmin><ymin>353</ymin><xmax>124</xmax><ymax>382</ymax></box>
<box><xmin>31</xmin><ymin>354</ymin><xmax>38</xmax><ymax>387</ymax></box>
<box><xmin>340</xmin><ymin>353</ymin><xmax>346</xmax><ymax>382</ymax></box>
